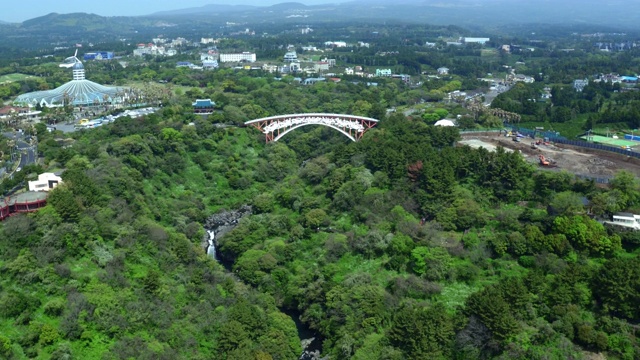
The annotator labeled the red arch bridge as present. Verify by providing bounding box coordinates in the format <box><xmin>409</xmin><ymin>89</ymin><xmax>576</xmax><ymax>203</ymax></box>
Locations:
<box><xmin>245</xmin><ymin>113</ymin><xmax>379</xmax><ymax>143</ymax></box>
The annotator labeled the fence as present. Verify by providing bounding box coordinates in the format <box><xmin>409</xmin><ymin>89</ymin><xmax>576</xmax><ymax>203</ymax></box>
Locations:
<box><xmin>459</xmin><ymin>128</ymin><xmax>502</xmax><ymax>134</ymax></box>
<box><xmin>553</xmin><ymin>138</ymin><xmax>640</xmax><ymax>159</ymax></box>
<box><xmin>510</xmin><ymin>127</ymin><xmax>566</xmax><ymax>141</ymax></box>
<box><xmin>575</xmin><ymin>174</ymin><xmax>612</xmax><ymax>184</ymax></box>
<box><xmin>509</xmin><ymin>126</ymin><xmax>640</xmax><ymax>159</ymax></box>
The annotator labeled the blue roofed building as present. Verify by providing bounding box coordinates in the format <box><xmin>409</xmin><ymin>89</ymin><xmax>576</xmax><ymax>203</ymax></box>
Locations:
<box><xmin>193</xmin><ymin>99</ymin><xmax>216</xmax><ymax>114</ymax></box>
<box><xmin>83</xmin><ymin>51</ymin><xmax>114</xmax><ymax>60</ymax></box>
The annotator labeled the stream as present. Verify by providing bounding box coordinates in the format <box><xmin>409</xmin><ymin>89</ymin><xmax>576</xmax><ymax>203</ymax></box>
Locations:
<box><xmin>203</xmin><ymin>206</ymin><xmax>325</xmax><ymax>359</ymax></box>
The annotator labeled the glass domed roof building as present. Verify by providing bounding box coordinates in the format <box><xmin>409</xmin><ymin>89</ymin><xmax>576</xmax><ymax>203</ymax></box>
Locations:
<box><xmin>14</xmin><ymin>51</ymin><xmax>128</xmax><ymax>108</ymax></box>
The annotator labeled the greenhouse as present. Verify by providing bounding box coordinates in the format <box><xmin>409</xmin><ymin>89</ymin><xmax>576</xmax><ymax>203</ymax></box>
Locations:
<box><xmin>14</xmin><ymin>54</ymin><xmax>127</xmax><ymax>107</ymax></box>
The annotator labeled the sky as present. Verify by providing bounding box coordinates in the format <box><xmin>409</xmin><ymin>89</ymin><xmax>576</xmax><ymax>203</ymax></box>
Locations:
<box><xmin>2</xmin><ymin>0</ymin><xmax>343</xmax><ymax>23</ymax></box>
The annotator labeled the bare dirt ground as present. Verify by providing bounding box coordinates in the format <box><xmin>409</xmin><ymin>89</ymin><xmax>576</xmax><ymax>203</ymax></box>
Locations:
<box><xmin>460</xmin><ymin>132</ymin><xmax>640</xmax><ymax>179</ymax></box>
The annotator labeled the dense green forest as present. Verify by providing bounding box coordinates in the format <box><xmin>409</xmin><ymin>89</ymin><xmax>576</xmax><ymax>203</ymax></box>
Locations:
<box><xmin>1</xmin><ymin>19</ymin><xmax>640</xmax><ymax>360</ymax></box>
<box><xmin>1</xmin><ymin>85</ymin><xmax>640</xmax><ymax>359</ymax></box>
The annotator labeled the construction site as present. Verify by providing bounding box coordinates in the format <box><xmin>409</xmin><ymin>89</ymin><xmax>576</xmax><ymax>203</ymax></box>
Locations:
<box><xmin>459</xmin><ymin>131</ymin><xmax>640</xmax><ymax>181</ymax></box>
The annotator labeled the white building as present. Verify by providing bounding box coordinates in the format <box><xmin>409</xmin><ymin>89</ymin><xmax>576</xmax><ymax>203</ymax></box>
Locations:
<box><xmin>219</xmin><ymin>52</ymin><xmax>256</xmax><ymax>63</ymax></box>
<box><xmin>262</xmin><ymin>64</ymin><xmax>278</xmax><ymax>73</ymax></box>
<box><xmin>28</xmin><ymin>173</ymin><xmax>62</xmax><ymax>192</ymax></box>
<box><xmin>437</xmin><ymin>67</ymin><xmax>450</xmax><ymax>75</ymax></box>
<box><xmin>314</xmin><ymin>62</ymin><xmax>330</xmax><ymax>72</ymax></box>
<box><xmin>434</xmin><ymin>119</ymin><xmax>456</xmax><ymax>127</ymax></box>
<box><xmin>461</xmin><ymin>37</ymin><xmax>491</xmax><ymax>45</ymax></box>
<box><xmin>284</xmin><ymin>51</ymin><xmax>298</xmax><ymax>62</ymax></box>
<box><xmin>574</xmin><ymin>78</ymin><xmax>589</xmax><ymax>92</ymax></box>
<box><xmin>203</xmin><ymin>60</ymin><xmax>219</xmax><ymax>70</ymax></box>
<box><xmin>321</xmin><ymin>58</ymin><xmax>336</xmax><ymax>67</ymax></box>
<box><xmin>605</xmin><ymin>213</ymin><xmax>640</xmax><ymax>230</ymax></box>
<box><xmin>324</xmin><ymin>41</ymin><xmax>347</xmax><ymax>48</ymax></box>
<box><xmin>133</xmin><ymin>43</ymin><xmax>175</xmax><ymax>57</ymax></box>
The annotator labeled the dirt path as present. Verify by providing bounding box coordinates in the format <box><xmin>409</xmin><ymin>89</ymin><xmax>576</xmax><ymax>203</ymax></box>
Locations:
<box><xmin>460</xmin><ymin>132</ymin><xmax>640</xmax><ymax>179</ymax></box>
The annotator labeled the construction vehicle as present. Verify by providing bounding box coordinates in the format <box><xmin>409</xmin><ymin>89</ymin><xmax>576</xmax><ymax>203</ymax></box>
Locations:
<box><xmin>539</xmin><ymin>155</ymin><xmax>557</xmax><ymax>167</ymax></box>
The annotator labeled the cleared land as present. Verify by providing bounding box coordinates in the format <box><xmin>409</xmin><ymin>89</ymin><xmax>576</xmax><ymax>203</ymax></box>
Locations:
<box><xmin>460</xmin><ymin>132</ymin><xmax>640</xmax><ymax>179</ymax></box>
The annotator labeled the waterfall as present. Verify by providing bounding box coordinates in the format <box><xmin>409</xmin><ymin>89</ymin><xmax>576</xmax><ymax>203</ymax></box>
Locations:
<box><xmin>206</xmin><ymin>230</ymin><xmax>216</xmax><ymax>259</ymax></box>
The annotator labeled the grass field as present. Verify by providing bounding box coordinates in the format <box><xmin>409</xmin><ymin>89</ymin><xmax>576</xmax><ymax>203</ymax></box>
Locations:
<box><xmin>579</xmin><ymin>134</ymin><xmax>638</xmax><ymax>147</ymax></box>
<box><xmin>0</xmin><ymin>73</ymin><xmax>33</xmax><ymax>84</ymax></box>
<box><xmin>481</xmin><ymin>49</ymin><xmax>499</xmax><ymax>58</ymax></box>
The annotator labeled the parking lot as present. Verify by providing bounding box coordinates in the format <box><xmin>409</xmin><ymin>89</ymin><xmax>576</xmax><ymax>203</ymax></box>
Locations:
<box><xmin>54</xmin><ymin>107</ymin><xmax>159</xmax><ymax>133</ymax></box>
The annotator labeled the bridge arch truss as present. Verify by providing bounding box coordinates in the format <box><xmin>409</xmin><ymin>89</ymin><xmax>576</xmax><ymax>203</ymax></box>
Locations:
<box><xmin>245</xmin><ymin>113</ymin><xmax>379</xmax><ymax>143</ymax></box>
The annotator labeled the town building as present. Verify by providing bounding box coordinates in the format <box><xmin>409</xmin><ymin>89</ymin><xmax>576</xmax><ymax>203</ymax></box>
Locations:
<box><xmin>83</xmin><ymin>51</ymin><xmax>114</xmax><ymax>60</ymax></box>
<box><xmin>133</xmin><ymin>43</ymin><xmax>174</xmax><ymax>57</ymax></box>
<box><xmin>437</xmin><ymin>67</ymin><xmax>450</xmax><ymax>75</ymax></box>
<box><xmin>321</xmin><ymin>58</ymin><xmax>336</xmax><ymax>67</ymax></box>
<box><xmin>193</xmin><ymin>99</ymin><xmax>216</xmax><ymax>114</ymax></box>
<box><xmin>375</xmin><ymin>69</ymin><xmax>392</xmax><ymax>77</ymax></box>
<box><xmin>0</xmin><ymin>192</ymin><xmax>48</xmax><ymax>221</ymax></box>
<box><xmin>219</xmin><ymin>52</ymin><xmax>257</xmax><ymax>63</ymax></box>
<box><xmin>203</xmin><ymin>60</ymin><xmax>219</xmax><ymax>70</ymax></box>
<box><xmin>14</xmin><ymin>51</ymin><xmax>127</xmax><ymax>108</ymax></box>
<box><xmin>324</xmin><ymin>41</ymin><xmax>347</xmax><ymax>48</ymax></box>
<box><xmin>288</xmin><ymin>62</ymin><xmax>301</xmax><ymax>73</ymax></box>
<box><xmin>302</xmin><ymin>77</ymin><xmax>326</xmax><ymax>85</ymax></box>
<box><xmin>284</xmin><ymin>51</ymin><xmax>298</xmax><ymax>62</ymax></box>
<box><xmin>0</xmin><ymin>106</ymin><xmax>41</xmax><ymax>121</ymax></box>
<box><xmin>262</xmin><ymin>64</ymin><xmax>278</xmax><ymax>73</ymax></box>
<box><xmin>573</xmin><ymin>78</ymin><xmax>589</xmax><ymax>92</ymax></box>
<box><xmin>606</xmin><ymin>213</ymin><xmax>640</xmax><ymax>230</ymax></box>
<box><xmin>461</xmin><ymin>37</ymin><xmax>491</xmax><ymax>45</ymax></box>
<box><xmin>28</xmin><ymin>173</ymin><xmax>62</xmax><ymax>192</ymax></box>
<box><xmin>314</xmin><ymin>62</ymin><xmax>330</xmax><ymax>72</ymax></box>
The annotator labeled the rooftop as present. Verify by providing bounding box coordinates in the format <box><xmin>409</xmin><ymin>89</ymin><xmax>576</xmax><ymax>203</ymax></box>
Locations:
<box><xmin>1</xmin><ymin>191</ymin><xmax>48</xmax><ymax>206</ymax></box>
<box><xmin>15</xmin><ymin>79</ymin><xmax>127</xmax><ymax>107</ymax></box>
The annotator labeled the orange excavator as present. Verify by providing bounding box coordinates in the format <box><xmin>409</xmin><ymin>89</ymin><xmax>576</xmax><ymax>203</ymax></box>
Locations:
<box><xmin>539</xmin><ymin>155</ymin><xmax>557</xmax><ymax>167</ymax></box>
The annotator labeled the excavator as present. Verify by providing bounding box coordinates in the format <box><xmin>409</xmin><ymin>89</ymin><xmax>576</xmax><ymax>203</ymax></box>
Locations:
<box><xmin>539</xmin><ymin>154</ymin><xmax>557</xmax><ymax>167</ymax></box>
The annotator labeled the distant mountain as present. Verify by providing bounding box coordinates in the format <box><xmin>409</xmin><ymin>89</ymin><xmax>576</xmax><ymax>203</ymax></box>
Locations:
<box><xmin>148</xmin><ymin>0</ymin><xmax>640</xmax><ymax>29</ymax></box>
<box><xmin>149</xmin><ymin>4</ymin><xmax>258</xmax><ymax>17</ymax></box>
<box><xmin>20</xmin><ymin>12</ymin><xmax>163</xmax><ymax>30</ymax></box>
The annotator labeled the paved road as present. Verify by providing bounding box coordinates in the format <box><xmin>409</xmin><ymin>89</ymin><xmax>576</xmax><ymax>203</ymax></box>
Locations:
<box><xmin>484</xmin><ymin>85</ymin><xmax>512</xmax><ymax>106</ymax></box>
<box><xmin>2</xmin><ymin>135</ymin><xmax>38</xmax><ymax>170</ymax></box>
<box><xmin>18</xmin><ymin>143</ymin><xmax>36</xmax><ymax>169</ymax></box>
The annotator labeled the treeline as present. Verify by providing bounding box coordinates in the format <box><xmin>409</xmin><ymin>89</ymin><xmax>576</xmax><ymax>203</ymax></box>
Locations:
<box><xmin>492</xmin><ymin>80</ymin><xmax>640</xmax><ymax>129</ymax></box>
<box><xmin>1</xmin><ymin>47</ymin><xmax>640</xmax><ymax>360</ymax></box>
